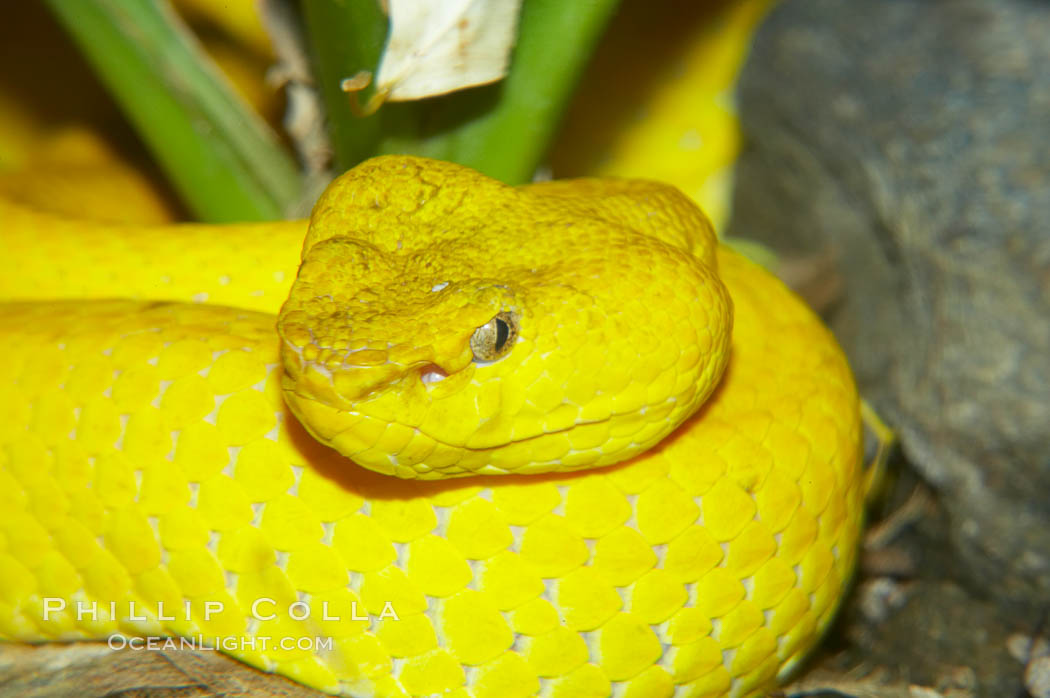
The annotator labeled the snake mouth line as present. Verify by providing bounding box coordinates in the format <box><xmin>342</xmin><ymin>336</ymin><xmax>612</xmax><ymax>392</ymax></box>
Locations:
<box><xmin>329</xmin><ymin>395</ymin><xmax>683</xmax><ymax>467</ymax></box>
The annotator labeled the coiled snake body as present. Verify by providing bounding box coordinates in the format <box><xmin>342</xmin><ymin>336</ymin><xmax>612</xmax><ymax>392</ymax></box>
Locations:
<box><xmin>0</xmin><ymin>156</ymin><xmax>863</xmax><ymax>697</ymax></box>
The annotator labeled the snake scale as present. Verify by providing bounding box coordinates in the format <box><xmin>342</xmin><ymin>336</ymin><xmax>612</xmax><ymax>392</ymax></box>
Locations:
<box><xmin>0</xmin><ymin>155</ymin><xmax>863</xmax><ymax>697</ymax></box>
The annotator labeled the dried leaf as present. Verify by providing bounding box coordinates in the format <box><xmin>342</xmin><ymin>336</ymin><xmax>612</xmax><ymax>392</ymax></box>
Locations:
<box><xmin>375</xmin><ymin>0</ymin><xmax>523</xmax><ymax>101</ymax></box>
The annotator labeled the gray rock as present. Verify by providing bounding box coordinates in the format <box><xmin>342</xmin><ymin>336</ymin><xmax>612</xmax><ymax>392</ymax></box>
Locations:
<box><xmin>728</xmin><ymin>0</ymin><xmax>1050</xmax><ymax>604</ymax></box>
<box><xmin>1027</xmin><ymin>655</ymin><xmax>1050</xmax><ymax>698</ymax></box>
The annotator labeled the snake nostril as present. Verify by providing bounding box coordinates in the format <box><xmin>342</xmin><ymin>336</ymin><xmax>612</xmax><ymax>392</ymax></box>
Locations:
<box><xmin>420</xmin><ymin>364</ymin><xmax>448</xmax><ymax>385</ymax></box>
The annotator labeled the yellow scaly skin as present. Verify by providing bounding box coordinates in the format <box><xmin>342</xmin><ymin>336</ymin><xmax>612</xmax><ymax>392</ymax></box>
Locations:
<box><xmin>0</xmin><ymin>156</ymin><xmax>864</xmax><ymax>697</ymax></box>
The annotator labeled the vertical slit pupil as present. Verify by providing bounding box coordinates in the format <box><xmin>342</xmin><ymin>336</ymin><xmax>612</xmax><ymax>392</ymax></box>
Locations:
<box><xmin>494</xmin><ymin>318</ymin><xmax>509</xmax><ymax>352</ymax></box>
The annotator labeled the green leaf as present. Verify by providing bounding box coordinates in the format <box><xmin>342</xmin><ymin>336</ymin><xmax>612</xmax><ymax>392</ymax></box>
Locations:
<box><xmin>45</xmin><ymin>0</ymin><xmax>302</xmax><ymax>222</ymax></box>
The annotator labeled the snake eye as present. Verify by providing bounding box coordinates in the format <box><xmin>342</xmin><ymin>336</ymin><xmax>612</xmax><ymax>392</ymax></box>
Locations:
<box><xmin>470</xmin><ymin>311</ymin><xmax>518</xmax><ymax>362</ymax></box>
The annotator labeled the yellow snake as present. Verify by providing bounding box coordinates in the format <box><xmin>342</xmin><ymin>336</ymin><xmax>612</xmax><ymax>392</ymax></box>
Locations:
<box><xmin>0</xmin><ymin>155</ymin><xmax>863</xmax><ymax>697</ymax></box>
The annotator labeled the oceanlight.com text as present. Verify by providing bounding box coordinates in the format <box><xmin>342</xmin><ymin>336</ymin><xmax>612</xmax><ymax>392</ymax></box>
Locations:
<box><xmin>108</xmin><ymin>634</ymin><xmax>335</xmax><ymax>653</ymax></box>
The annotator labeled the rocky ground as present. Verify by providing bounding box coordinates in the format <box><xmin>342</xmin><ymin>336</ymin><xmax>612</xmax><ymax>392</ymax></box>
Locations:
<box><xmin>730</xmin><ymin>1</ymin><xmax>1050</xmax><ymax>696</ymax></box>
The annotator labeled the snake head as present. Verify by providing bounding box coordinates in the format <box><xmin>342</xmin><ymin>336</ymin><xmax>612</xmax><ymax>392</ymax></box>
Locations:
<box><xmin>277</xmin><ymin>156</ymin><xmax>732</xmax><ymax>479</ymax></box>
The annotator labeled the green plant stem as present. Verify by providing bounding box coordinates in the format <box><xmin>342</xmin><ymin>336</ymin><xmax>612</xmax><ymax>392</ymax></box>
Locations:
<box><xmin>304</xmin><ymin>0</ymin><xmax>621</xmax><ymax>184</ymax></box>
<box><xmin>300</xmin><ymin>0</ymin><xmax>389</xmax><ymax>174</ymax></box>
<box><xmin>45</xmin><ymin>0</ymin><xmax>302</xmax><ymax>222</ymax></box>
<box><xmin>412</xmin><ymin>0</ymin><xmax>623</xmax><ymax>184</ymax></box>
